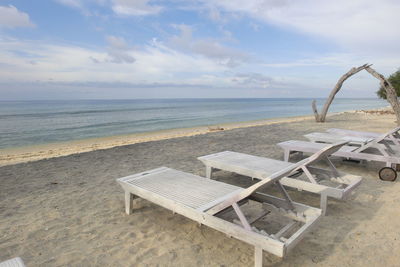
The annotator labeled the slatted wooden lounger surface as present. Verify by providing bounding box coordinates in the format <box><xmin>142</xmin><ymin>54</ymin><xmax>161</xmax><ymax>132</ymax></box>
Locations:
<box><xmin>117</xmin><ymin>165</ymin><xmax>322</xmax><ymax>267</ymax></box>
<box><xmin>279</xmin><ymin>140</ymin><xmax>358</xmax><ymax>159</ymax></box>
<box><xmin>306</xmin><ymin>126</ymin><xmax>400</xmax><ymax>148</ymax></box>
<box><xmin>199</xmin><ymin>151</ymin><xmax>294</xmax><ymax>179</ymax></box>
<box><xmin>327</xmin><ymin>127</ymin><xmax>400</xmax><ymax>139</ymax></box>
<box><xmin>120</xmin><ymin>167</ymin><xmax>242</xmax><ymax>211</ymax></box>
<box><xmin>327</xmin><ymin>127</ymin><xmax>400</xmax><ymax>147</ymax></box>
<box><xmin>278</xmin><ymin>140</ymin><xmax>400</xmax><ymax>181</ymax></box>
<box><xmin>198</xmin><ymin>146</ymin><xmax>362</xmax><ymax>215</ymax></box>
<box><xmin>305</xmin><ymin>132</ymin><xmax>373</xmax><ymax>145</ymax></box>
<box><xmin>0</xmin><ymin>257</ymin><xmax>25</xmax><ymax>267</ymax></box>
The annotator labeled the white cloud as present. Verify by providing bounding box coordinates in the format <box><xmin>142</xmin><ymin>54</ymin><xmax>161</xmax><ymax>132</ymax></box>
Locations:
<box><xmin>169</xmin><ymin>24</ymin><xmax>251</xmax><ymax>67</ymax></box>
<box><xmin>0</xmin><ymin>36</ymin><xmax>227</xmax><ymax>85</ymax></box>
<box><xmin>104</xmin><ymin>36</ymin><xmax>135</xmax><ymax>63</ymax></box>
<box><xmin>112</xmin><ymin>0</ymin><xmax>163</xmax><ymax>16</ymax></box>
<box><xmin>0</xmin><ymin>35</ymin><xmax>389</xmax><ymax>98</ymax></box>
<box><xmin>0</xmin><ymin>5</ymin><xmax>35</xmax><ymax>28</ymax></box>
<box><xmin>231</xmin><ymin>73</ymin><xmax>273</xmax><ymax>88</ymax></box>
<box><xmin>201</xmin><ymin>0</ymin><xmax>400</xmax><ymax>52</ymax></box>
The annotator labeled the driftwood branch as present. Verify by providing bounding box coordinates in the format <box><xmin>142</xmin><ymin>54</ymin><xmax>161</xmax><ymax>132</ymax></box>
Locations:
<box><xmin>311</xmin><ymin>100</ymin><xmax>319</xmax><ymax>121</ymax></box>
<box><xmin>312</xmin><ymin>64</ymin><xmax>400</xmax><ymax>125</ymax></box>
<box><xmin>312</xmin><ymin>64</ymin><xmax>371</xmax><ymax>122</ymax></box>
<box><xmin>365</xmin><ymin>66</ymin><xmax>400</xmax><ymax>125</ymax></box>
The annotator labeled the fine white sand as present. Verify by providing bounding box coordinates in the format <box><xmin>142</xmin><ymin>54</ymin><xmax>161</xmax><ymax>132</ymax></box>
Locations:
<box><xmin>1</xmin><ymin>109</ymin><xmax>400</xmax><ymax>266</ymax></box>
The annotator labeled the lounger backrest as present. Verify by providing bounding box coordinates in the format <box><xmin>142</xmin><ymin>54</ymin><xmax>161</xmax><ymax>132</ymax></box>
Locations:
<box><xmin>300</xmin><ymin>141</ymin><xmax>348</xmax><ymax>167</ymax></box>
<box><xmin>206</xmin><ymin>157</ymin><xmax>309</xmax><ymax>214</ymax></box>
<box><xmin>374</xmin><ymin>126</ymin><xmax>400</xmax><ymax>143</ymax></box>
<box><xmin>354</xmin><ymin>127</ymin><xmax>400</xmax><ymax>153</ymax></box>
<box><xmin>247</xmin><ymin>141</ymin><xmax>347</xmax><ymax>192</ymax></box>
<box><xmin>206</xmin><ymin>142</ymin><xmax>348</xmax><ymax>214</ymax></box>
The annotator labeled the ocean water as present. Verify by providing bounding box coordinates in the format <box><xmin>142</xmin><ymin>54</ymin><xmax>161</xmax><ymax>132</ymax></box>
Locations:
<box><xmin>0</xmin><ymin>98</ymin><xmax>387</xmax><ymax>149</ymax></box>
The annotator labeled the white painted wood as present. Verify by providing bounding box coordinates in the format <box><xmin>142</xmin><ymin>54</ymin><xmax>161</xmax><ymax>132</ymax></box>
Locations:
<box><xmin>284</xmin><ymin>212</ymin><xmax>321</xmax><ymax>254</ymax></box>
<box><xmin>305</xmin><ymin>132</ymin><xmax>372</xmax><ymax>145</ymax></box>
<box><xmin>274</xmin><ymin>221</ymin><xmax>298</xmax><ymax>239</ymax></box>
<box><xmin>320</xmin><ymin>193</ymin><xmax>328</xmax><ymax>216</ymax></box>
<box><xmin>198</xmin><ymin>148</ymin><xmax>362</xmax><ymax>215</ymax></box>
<box><xmin>204</xmin><ymin>156</ymin><xmax>310</xmax><ymax>216</ymax></box>
<box><xmin>275</xmin><ymin>181</ymin><xmax>295</xmax><ymax>210</ymax></box>
<box><xmin>116</xmin><ymin>167</ymin><xmax>323</xmax><ymax>263</ymax></box>
<box><xmin>255</xmin><ymin>247</ymin><xmax>263</xmax><ymax>267</ymax></box>
<box><xmin>0</xmin><ymin>258</ymin><xmax>25</xmax><ymax>267</ymax></box>
<box><xmin>206</xmin><ymin>166</ymin><xmax>213</xmax><ymax>178</ymax></box>
<box><xmin>199</xmin><ymin>151</ymin><xmax>295</xmax><ymax>180</ymax></box>
<box><xmin>123</xmin><ymin>168</ymin><xmax>241</xmax><ymax>210</ymax></box>
<box><xmin>232</xmin><ymin>202</ymin><xmax>252</xmax><ymax>231</ymax></box>
<box><xmin>327</xmin><ymin>127</ymin><xmax>399</xmax><ymax>139</ymax></box>
<box><xmin>327</xmin><ymin>127</ymin><xmax>400</xmax><ymax>148</ymax></box>
<box><xmin>284</xmin><ymin>149</ymin><xmax>290</xmax><ymax>162</ymax></box>
<box><xmin>125</xmin><ymin>191</ymin><xmax>134</xmax><ymax>215</ymax></box>
<box><xmin>277</xmin><ymin>140</ymin><xmax>400</xmax><ymax>166</ymax></box>
<box><xmin>301</xmin><ymin>166</ymin><xmax>318</xmax><ymax>184</ymax></box>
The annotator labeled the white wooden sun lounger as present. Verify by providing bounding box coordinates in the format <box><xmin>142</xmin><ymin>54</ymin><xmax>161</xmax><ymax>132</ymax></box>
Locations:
<box><xmin>306</xmin><ymin>127</ymin><xmax>400</xmax><ymax>149</ymax></box>
<box><xmin>304</xmin><ymin>132</ymin><xmax>373</xmax><ymax>146</ymax></box>
<box><xmin>278</xmin><ymin>139</ymin><xmax>400</xmax><ymax>181</ymax></box>
<box><xmin>0</xmin><ymin>257</ymin><xmax>25</xmax><ymax>267</ymax></box>
<box><xmin>198</xmin><ymin>142</ymin><xmax>362</xmax><ymax>216</ymax></box>
<box><xmin>117</xmin><ymin>162</ymin><xmax>322</xmax><ymax>267</ymax></box>
<box><xmin>327</xmin><ymin>127</ymin><xmax>400</xmax><ymax>146</ymax></box>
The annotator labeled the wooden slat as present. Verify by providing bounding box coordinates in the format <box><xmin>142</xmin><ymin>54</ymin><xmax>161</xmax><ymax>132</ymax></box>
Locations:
<box><xmin>327</xmin><ymin>127</ymin><xmax>400</xmax><ymax>139</ymax></box>
<box><xmin>199</xmin><ymin>151</ymin><xmax>294</xmax><ymax>178</ymax></box>
<box><xmin>119</xmin><ymin>168</ymin><xmax>242</xmax><ymax>210</ymax></box>
<box><xmin>327</xmin><ymin>128</ymin><xmax>381</xmax><ymax>138</ymax></box>
<box><xmin>199</xmin><ymin>150</ymin><xmax>361</xmax><ymax>200</ymax></box>
<box><xmin>278</xmin><ymin>140</ymin><xmax>400</xmax><ymax>164</ymax></box>
<box><xmin>117</xmin><ymin>170</ymin><xmax>287</xmax><ymax>257</ymax></box>
<box><xmin>204</xmin><ymin>157</ymin><xmax>310</xmax><ymax>216</ymax></box>
<box><xmin>117</xmin><ymin>167</ymin><xmax>324</xmax><ymax>262</ymax></box>
<box><xmin>305</xmin><ymin>132</ymin><xmax>372</xmax><ymax>145</ymax></box>
<box><xmin>0</xmin><ymin>258</ymin><xmax>25</xmax><ymax>267</ymax></box>
<box><xmin>274</xmin><ymin>221</ymin><xmax>298</xmax><ymax>239</ymax></box>
<box><xmin>198</xmin><ymin>149</ymin><xmax>362</xmax><ymax>215</ymax></box>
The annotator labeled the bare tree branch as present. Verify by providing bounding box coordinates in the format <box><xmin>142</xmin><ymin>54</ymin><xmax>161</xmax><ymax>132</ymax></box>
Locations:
<box><xmin>312</xmin><ymin>63</ymin><xmax>372</xmax><ymax>122</ymax></box>
<box><xmin>365</xmin><ymin>66</ymin><xmax>400</xmax><ymax>124</ymax></box>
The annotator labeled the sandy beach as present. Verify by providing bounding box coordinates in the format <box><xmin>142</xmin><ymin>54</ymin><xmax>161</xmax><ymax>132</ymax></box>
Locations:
<box><xmin>1</xmin><ymin>109</ymin><xmax>400</xmax><ymax>266</ymax></box>
<box><xmin>0</xmin><ymin>114</ymin><xmax>317</xmax><ymax>167</ymax></box>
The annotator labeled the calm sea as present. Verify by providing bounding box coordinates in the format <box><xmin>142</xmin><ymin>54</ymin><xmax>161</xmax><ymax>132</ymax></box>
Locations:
<box><xmin>0</xmin><ymin>98</ymin><xmax>387</xmax><ymax>149</ymax></box>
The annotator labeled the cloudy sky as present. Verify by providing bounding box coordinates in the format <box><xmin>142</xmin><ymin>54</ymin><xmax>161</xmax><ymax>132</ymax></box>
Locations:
<box><xmin>0</xmin><ymin>0</ymin><xmax>399</xmax><ymax>100</ymax></box>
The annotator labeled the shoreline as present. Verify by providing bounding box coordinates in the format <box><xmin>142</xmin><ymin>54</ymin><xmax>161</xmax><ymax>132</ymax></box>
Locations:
<box><xmin>0</xmin><ymin>107</ymin><xmax>390</xmax><ymax>167</ymax></box>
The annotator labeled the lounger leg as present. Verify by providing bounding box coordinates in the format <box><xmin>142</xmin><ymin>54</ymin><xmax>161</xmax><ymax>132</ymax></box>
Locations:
<box><xmin>206</xmin><ymin>166</ymin><xmax>213</xmax><ymax>179</ymax></box>
<box><xmin>320</xmin><ymin>193</ymin><xmax>328</xmax><ymax>216</ymax></box>
<box><xmin>283</xmin><ymin>149</ymin><xmax>290</xmax><ymax>162</ymax></box>
<box><xmin>125</xmin><ymin>191</ymin><xmax>135</xmax><ymax>215</ymax></box>
<box><xmin>255</xmin><ymin>246</ymin><xmax>263</xmax><ymax>267</ymax></box>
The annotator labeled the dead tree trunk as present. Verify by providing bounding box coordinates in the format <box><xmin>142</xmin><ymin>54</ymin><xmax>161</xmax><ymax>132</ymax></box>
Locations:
<box><xmin>365</xmin><ymin>66</ymin><xmax>400</xmax><ymax>125</ymax></box>
<box><xmin>312</xmin><ymin>64</ymin><xmax>371</xmax><ymax>122</ymax></box>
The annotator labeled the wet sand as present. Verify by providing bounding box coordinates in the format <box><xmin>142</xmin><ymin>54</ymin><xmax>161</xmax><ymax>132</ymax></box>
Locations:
<box><xmin>0</xmin><ymin>114</ymin><xmax>316</xmax><ymax>167</ymax></box>
<box><xmin>1</xmin><ymin>110</ymin><xmax>400</xmax><ymax>266</ymax></box>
